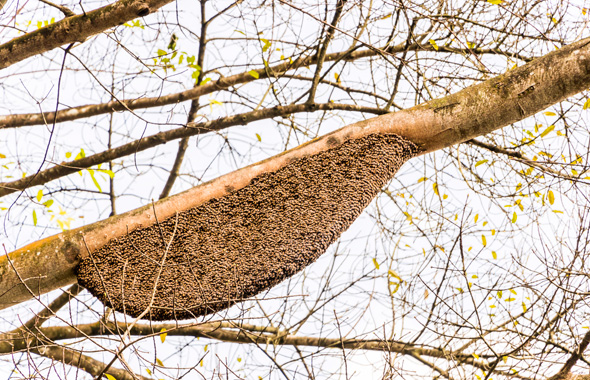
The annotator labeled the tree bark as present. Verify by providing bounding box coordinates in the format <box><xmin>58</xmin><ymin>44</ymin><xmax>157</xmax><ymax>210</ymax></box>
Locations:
<box><xmin>1</xmin><ymin>37</ymin><xmax>589</xmax><ymax>311</ymax></box>
<box><xmin>0</xmin><ymin>0</ymin><xmax>174</xmax><ymax>71</ymax></box>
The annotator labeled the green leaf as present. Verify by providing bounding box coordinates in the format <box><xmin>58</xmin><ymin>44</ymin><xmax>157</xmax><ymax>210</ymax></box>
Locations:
<box><xmin>167</xmin><ymin>33</ymin><xmax>178</xmax><ymax>51</ymax></box>
<box><xmin>88</xmin><ymin>170</ymin><xmax>102</xmax><ymax>193</ymax></box>
<box><xmin>260</xmin><ymin>38</ymin><xmax>271</xmax><ymax>52</ymax></box>
<box><xmin>160</xmin><ymin>328</ymin><xmax>167</xmax><ymax>343</ymax></box>
<box><xmin>428</xmin><ymin>39</ymin><xmax>439</xmax><ymax>51</ymax></box>
<box><xmin>98</xmin><ymin>169</ymin><xmax>115</xmax><ymax>179</ymax></box>
<box><xmin>248</xmin><ymin>70</ymin><xmax>260</xmax><ymax>79</ymax></box>
<box><xmin>157</xmin><ymin>49</ymin><xmax>167</xmax><ymax>57</ymax></box>
<box><xmin>32</xmin><ymin>210</ymin><xmax>37</xmax><ymax>226</ymax></box>
<box><xmin>36</xmin><ymin>189</ymin><xmax>43</xmax><ymax>202</ymax></box>
<box><xmin>475</xmin><ymin>159</ymin><xmax>488</xmax><ymax>167</ymax></box>
<box><xmin>75</xmin><ymin>149</ymin><xmax>86</xmax><ymax>160</ymax></box>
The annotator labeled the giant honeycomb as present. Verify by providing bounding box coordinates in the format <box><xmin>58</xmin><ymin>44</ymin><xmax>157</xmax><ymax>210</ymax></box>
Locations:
<box><xmin>76</xmin><ymin>134</ymin><xmax>419</xmax><ymax>320</ymax></box>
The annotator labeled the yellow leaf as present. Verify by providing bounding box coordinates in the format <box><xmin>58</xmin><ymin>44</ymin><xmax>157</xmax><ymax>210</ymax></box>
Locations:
<box><xmin>553</xmin><ymin>210</ymin><xmax>563</xmax><ymax>214</ymax></box>
<box><xmin>475</xmin><ymin>159</ymin><xmax>488</xmax><ymax>167</ymax></box>
<box><xmin>237</xmin><ymin>357</ymin><xmax>242</xmax><ymax>362</ymax></box>
<box><xmin>32</xmin><ymin>210</ymin><xmax>37</xmax><ymax>226</ymax></box>
<box><xmin>0</xmin><ymin>153</ymin><xmax>5</xmax><ymax>158</ymax></box>
<box><xmin>487</xmin><ymin>0</ymin><xmax>503</xmax><ymax>5</ymax></box>
<box><xmin>505</xmin><ymin>297</ymin><xmax>516</xmax><ymax>302</ymax></box>
<box><xmin>36</xmin><ymin>189</ymin><xmax>43</xmax><ymax>202</ymax></box>
<box><xmin>433</xmin><ymin>183</ymin><xmax>439</xmax><ymax>196</ymax></box>
<box><xmin>482</xmin><ymin>235</ymin><xmax>487</xmax><ymax>247</ymax></box>
<box><xmin>429</xmin><ymin>39</ymin><xmax>439</xmax><ymax>51</ymax></box>
<box><xmin>491</xmin><ymin>229</ymin><xmax>496</xmax><ymax>236</ymax></box>
<box><xmin>443</xmin><ymin>194</ymin><xmax>448</xmax><ymax>199</ymax></box>
<box><xmin>156</xmin><ymin>358</ymin><xmax>164</xmax><ymax>366</ymax></box>
<box><xmin>256</xmin><ymin>133</ymin><xmax>261</xmax><ymax>142</ymax></box>
<box><xmin>492</xmin><ymin>251</ymin><xmax>497</xmax><ymax>259</ymax></box>
<box><xmin>503</xmin><ymin>356</ymin><xmax>508</xmax><ymax>363</ymax></box>
<box><xmin>146</xmin><ymin>369</ymin><xmax>152</xmax><ymax>375</ymax></box>
<box><xmin>472</xmin><ymin>274</ymin><xmax>478</xmax><ymax>279</ymax></box>
<box><xmin>418</xmin><ymin>177</ymin><xmax>427</xmax><ymax>183</ymax></box>
<box><xmin>511</xmin><ymin>212</ymin><xmax>517</xmax><ymax>223</ymax></box>
<box><xmin>490</xmin><ymin>305</ymin><xmax>496</xmax><ymax>308</ymax></box>
<box><xmin>473</xmin><ymin>353</ymin><xmax>480</xmax><ymax>359</ymax></box>
<box><xmin>510</xmin><ymin>289</ymin><xmax>517</xmax><ymax>295</ymax></box>
<box><xmin>105</xmin><ymin>375</ymin><xmax>117</xmax><ymax>380</ymax></box>
<box><xmin>159</xmin><ymin>328</ymin><xmax>167</xmax><ymax>343</ymax></box>
<box><xmin>372</xmin><ymin>258</ymin><xmax>380</xmax><ymax>270</ymax></box>
<box><xmin>522</xmin><ymin>302</ymin><xmax>527</xmax><ymax>313</ymax></box>
<box><xmin>540</xmin><ymin>125</ymin><xmax>555</xmax><ymax>138</ymax></box>
<box><xmin>334</xmin><ymin>72</ymin><xmax>341</xmax><ymax>84</ymax></box>
<box><xmin>543</xmin><ymin>111</ymin><xmax>556</xmax><ymax>116</ymax></box>
<box><xmin>248</xmin><ymin>70</ymin><xmax>259</xmax><ymax>79</ymax></box>
<box><xmin>474</xmin><ymin>214</ymin><xmax>479</xmax><ymax>223</ymax></box>
<box><xmin>204</xmin><ymin>344</ymin><xmax>208</xmax><ymax>352</ymax></box>
<box><xmin>548</xmin><ymin>190</ymin><xmax>554</xmax><ymax>205</ymax></box>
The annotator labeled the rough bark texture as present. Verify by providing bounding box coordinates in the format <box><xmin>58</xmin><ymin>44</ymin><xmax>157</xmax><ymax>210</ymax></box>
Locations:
<box><xmin>76</xmin><ymin>134</ymin><xmax>418</xmax><ymax>320</ymax></box>
<box><xmin>0</xmin><ymin>0</ymin><xmax>174</xmax><ymax>71</ymax></box>
<box><xmin>2</xmin><ymin>37</ymin><xmax>590</xmax><ymax>313</ymax></box>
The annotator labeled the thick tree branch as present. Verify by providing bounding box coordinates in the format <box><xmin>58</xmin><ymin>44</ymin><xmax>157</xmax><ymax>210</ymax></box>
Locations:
<box><xmin>548</xmin><ymin>329</ymin><xmax>590</xmax><ymax>380</ymax></box>
<box><xmin>31</xmin><ymin>345</ymin><xmax>150</xmax><ymax>380</ymax></box>
<box><xmin>0</xmin><ymin>43</ymin><xmax>529</xmax><ymax>129</ymax></box>
<box><xmin>0</xmin><ymin>102</ymin><xmax>383</xmax><ymax>198</ymax></box>
<box><xmin>0</xmin><ymin>0</ymin><xmax>175</xmax><ymax>71</ymax></box>
<box><xmin>0</xmin><ymin>37</ymin><xmax>588</xmax><ymax>312</ymax></box>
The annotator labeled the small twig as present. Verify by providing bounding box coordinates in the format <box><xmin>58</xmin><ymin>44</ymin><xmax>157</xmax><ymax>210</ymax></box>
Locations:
<box><xmin>38</xmin><ymin>0</ymin><xmax>75</xmax><ymax>17</ymax></box>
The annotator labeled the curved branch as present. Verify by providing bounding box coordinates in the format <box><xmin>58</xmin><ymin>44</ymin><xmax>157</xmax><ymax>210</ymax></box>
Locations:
<box><xmin>0</xmin><ymin>43</ymin><xmax>530</xmax><ymax>129</ymax></box>
<box><xmin>0</xmin><ymin>102</ymin><xmax>384</xmax><ymax>198</ymax></box>
<box><xmin>31</xmin><ymin>345</ymin><xmax>150</xmax><ymax>380</ymax></box>
<box><xmin>0</xmin><ymin>37</ymin><xmax>588</xmax><ymax>312</ymax></box>
<box><xmin>0</xmin><ymin>0</ymin><xmax>174</xmax><ymax>71</ymax></box>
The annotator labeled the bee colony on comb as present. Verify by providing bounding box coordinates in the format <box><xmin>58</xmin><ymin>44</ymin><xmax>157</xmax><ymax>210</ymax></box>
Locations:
<box><xmin>76</xmin><ymin>134</ymin><xmax>418</xmax><ymax>320</ymax></box>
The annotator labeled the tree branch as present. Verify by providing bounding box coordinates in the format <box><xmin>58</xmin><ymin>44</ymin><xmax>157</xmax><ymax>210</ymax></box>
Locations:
<box><xmin>31</xmin><ymin>345</ymin><xmax>150</xmax><ymax>380</ymax></box>
<box><xmin>0</xmin><ymin>102</ymin><xmax>384</xmax><ymax>198</ymax></box>
<box><xmin>0</xmin><ymin>43</ymin><xmax>530</xmax><ymax>129</ymax></box>
<box><xmin>0</xmin><ymin>0</ymin><xmax>174</xmax><ymax>71</ymax></box>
